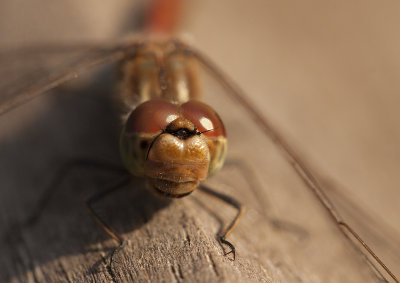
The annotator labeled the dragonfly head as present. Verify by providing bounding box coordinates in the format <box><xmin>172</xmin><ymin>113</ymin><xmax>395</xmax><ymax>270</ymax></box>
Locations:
<box><xmin>120</xmin><ymin>99</ymin><xmax>227</xmax><ymax>198</ymax></box>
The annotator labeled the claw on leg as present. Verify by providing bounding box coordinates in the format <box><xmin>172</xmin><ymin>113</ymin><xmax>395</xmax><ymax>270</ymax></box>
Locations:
<box><xmin>219</xmin><ymin>236</ymin><xmax>236</xmax><ymax>260</ymax></box>
<box><xmin>199</xmin><ymin>184</ymin><xmax>244</xmax><ymax>261</ymax></box>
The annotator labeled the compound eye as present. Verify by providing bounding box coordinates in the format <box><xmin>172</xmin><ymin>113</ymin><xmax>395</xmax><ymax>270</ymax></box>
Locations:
<box><xmin>181</xmin><ymin>100</ymin><xmax>226</xmax><ymax>138</ymax></box>
<box><xmin>125</xmin><ymin>99</ymin><xmax>179</xmax><ymax>134</ymax></box>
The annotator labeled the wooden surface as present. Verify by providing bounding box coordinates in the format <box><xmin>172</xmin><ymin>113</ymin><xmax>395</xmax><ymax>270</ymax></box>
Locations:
<box><xmin>1</xmin><ymin>1</ymin><xmax>400</xmax><ymax>282</ymax></box>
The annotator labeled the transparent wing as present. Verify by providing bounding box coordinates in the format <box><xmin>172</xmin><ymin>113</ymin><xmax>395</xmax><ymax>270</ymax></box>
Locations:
<box><xmin>189</xmin><ymin>46</ymin><xmax>399</xmax><ymax>282</ymax></box>
<box><xmin>324</xmin><ymin>178</ymin><xmax>400</xmax><ymax>279</ymax></box>
<box><xmin>0</xmin><ymin>42</ymin><xmax>138</xmax><ymax>115</ymax></box>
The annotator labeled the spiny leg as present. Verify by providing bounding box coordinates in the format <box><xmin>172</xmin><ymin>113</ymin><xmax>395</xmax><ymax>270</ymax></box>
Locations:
<box><xmin>199</xmin><ymin>184</ymin><xmax>245</xmax><ymax>260</ymax></box>
<box><xmin>26</xmin><ymin>158</ymin><xmax>127</xmax><ymax>226</ymax></box>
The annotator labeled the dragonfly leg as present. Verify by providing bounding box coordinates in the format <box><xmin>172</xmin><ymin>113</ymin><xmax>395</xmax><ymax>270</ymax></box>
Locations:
<box><xmin>224</xmin><ymin>157</ymin><xmax>308</xmax><ymax>240</ymax></box>
<box><xmin>26</xmin><ymin>158</ymin><xmax>127</xmax><ymax>226</ymax></box>
<box><xmin>198</xmin><ymin>184</ymin><xmax>245</xmax><ymax>261</ymax></box>
<box><xmin>85</xmin><ymin>176</ymin><xmax>131</xmax><ymax>245</ymax></box>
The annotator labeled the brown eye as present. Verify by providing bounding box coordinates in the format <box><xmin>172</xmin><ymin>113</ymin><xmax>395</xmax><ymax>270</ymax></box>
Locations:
<box><xmin>181</xmin><ymin>100</ymin><xmax>226</xmax><ymax>137</ymax></box>
<box><xmin>125</xmin><ymin>99</ymin><xmax>179</xmax><ymax>134</ymax></box>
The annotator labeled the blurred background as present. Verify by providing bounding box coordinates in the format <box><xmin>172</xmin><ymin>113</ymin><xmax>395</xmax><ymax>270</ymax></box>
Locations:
<box><xmin>1</xmin><ymin>0</ymin><xmax>399</xmax><ymax>281</ymax></box>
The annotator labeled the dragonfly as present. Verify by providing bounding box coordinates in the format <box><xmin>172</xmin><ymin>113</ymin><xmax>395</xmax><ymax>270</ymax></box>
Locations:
<box><xmin>0</xmin><ymin>1</ymin><xmax>399</xmax><ymax>282</ymax></box>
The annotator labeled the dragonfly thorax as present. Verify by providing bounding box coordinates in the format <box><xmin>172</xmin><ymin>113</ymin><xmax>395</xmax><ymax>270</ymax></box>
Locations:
<box><xmin>117</xmin><ymin>40</ymin><xmax>201</xmax><ymax>117</ymax></box>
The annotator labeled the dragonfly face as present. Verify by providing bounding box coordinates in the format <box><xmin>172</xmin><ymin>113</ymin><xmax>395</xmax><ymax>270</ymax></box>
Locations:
<box><xmin>120</xmin><ymin>99</ymin><xmax>227</xmax><ymax>198</ymax></box>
